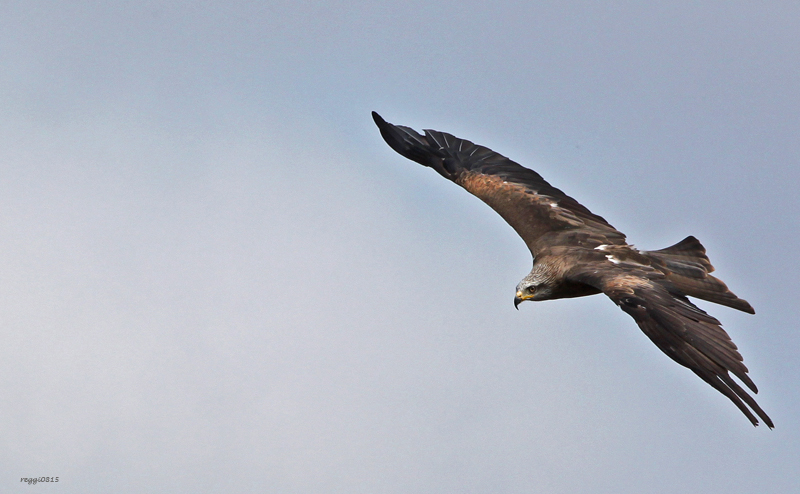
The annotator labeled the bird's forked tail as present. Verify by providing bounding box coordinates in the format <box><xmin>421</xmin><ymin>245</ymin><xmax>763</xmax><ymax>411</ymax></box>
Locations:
<box><xmin>644</xmin><ymin>236</ymin><xmax>754</xmax><ymax>313</ymax></box>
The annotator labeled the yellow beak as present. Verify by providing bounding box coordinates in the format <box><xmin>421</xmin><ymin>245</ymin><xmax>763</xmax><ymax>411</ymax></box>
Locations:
<box><xmin>514</xmin><ymin>290</ymin><xmax>534</xmax><ymax>309</ymax></box>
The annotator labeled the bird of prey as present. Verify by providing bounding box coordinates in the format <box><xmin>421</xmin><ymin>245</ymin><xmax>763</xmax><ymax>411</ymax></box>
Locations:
<box><xmin>372</xmin><ymin>111</ymin><xmax>772</xmax><ymax>428</ymax></box>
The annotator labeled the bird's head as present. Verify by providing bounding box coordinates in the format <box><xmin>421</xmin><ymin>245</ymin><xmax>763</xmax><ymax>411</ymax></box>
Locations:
<box><xmin>514</xmin><ymin>266</ymin><xmax>555</xmax><ymax>308</ymax></box>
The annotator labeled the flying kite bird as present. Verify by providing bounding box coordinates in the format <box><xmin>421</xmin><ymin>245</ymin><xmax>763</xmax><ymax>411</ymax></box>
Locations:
<box><xmin>372</xmin><ymin>111</ymin><xmax>772</xmax><ymax>428</ymax></box>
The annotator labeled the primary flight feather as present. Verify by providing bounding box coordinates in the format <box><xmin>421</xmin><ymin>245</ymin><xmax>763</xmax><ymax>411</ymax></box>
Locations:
<box><xmin>373</xmin><ymin>111</ymin><xmax>772</xmax><ymax>428</ymax></box>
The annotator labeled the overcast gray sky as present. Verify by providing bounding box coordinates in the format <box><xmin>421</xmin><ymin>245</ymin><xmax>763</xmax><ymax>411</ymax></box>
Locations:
<box><xmin>2</xmin><ymin>2</ymin><xmax>799</xmax><ymax>493</ymax></box>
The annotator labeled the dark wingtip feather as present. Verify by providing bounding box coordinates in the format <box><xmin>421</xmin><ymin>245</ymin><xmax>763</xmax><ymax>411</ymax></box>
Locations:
<box><xmin>371</xmin><ymin>113</ymin><xmax>454</xmax><ymax>176</ymax></box>
<box><xmin>372</xmin><ymin>112</ymin><xmax>420</xmax><ymax>159</ymax></box>
<box><xmin>372</xmin><ymin>111</ymin><xmax>394</xmax><ymax>138</ymax></box>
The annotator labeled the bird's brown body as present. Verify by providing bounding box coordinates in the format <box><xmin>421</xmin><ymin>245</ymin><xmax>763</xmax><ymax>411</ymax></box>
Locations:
<box><xmin>373</xmin><ymin>111</ymin><xmax>772</xmax><ymax>428</ymax></box>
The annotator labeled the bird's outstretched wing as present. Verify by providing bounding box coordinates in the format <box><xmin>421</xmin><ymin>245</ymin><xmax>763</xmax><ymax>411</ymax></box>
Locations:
<box><xmin>373</xmin><ymin>112</ymin><xmax>626</xmax><ymax>254</ymax></box>
<box><xmin>569</xmin><ymin>262</ymin><xmax>773</xmax><ymax>428</ymax></box>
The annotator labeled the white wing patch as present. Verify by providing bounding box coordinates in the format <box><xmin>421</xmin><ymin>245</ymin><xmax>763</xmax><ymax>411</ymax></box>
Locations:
<box><xmin>606</xmin><ymin>254</ymin><xmax>621</xmax><ymax>264</ymax></box>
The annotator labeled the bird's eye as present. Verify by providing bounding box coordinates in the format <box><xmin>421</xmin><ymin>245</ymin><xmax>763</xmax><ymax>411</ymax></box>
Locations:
<box><xmin>527</xmin><ymin>285</ymin><xmax>536</xmax><ymax>293</ymax></box>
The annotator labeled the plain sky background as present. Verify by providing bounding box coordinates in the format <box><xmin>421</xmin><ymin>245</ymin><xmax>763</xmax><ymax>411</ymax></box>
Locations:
<box><xmin>2</xmin><ymin>2</ymin><xmax>799</xmax><ymax>493</ymax></box>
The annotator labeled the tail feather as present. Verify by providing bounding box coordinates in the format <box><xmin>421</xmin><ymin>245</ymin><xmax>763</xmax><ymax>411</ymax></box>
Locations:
<box><xmin>651</xmin><ymin>236</ymin><xmax>713</xmax><ymax>271</ymax></box>
<box><xmin>645</xmin><ymin>236</ymin><xmax>755</xmax><ymax>314</ymax></box>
